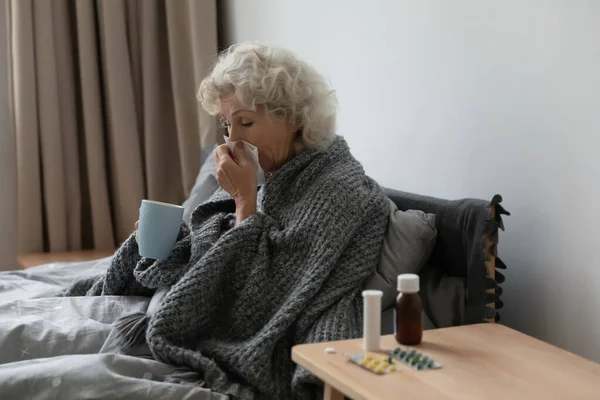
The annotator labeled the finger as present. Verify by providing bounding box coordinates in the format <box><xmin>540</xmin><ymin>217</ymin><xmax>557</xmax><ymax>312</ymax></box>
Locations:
<box><xmin>215</xmin><ymin>145</ymin><xmax>234</xmax><ymax>167</ymax></box>
<box><xmin>135</xmin><ymin>221</ymin><xmax>139</xmax><ymax>230</ymax></box>
<box><xmin>216</xmin><ymin>167</ymin><xmax>228</xmax><ymax>185</ymax></box>
<box><xmin>214</xmin><ymin>144</ymin><xmax>231</xmax><ymax>163</ymax></box>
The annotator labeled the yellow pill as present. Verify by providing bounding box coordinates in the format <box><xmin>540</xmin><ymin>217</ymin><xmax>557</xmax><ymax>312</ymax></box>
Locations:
<box><xmin>375</xmin><ymin>365</ymin><xmax>387</xmax><ymax>374</ymax></box>
<box><xmin>360</xmin><ymin>358</ymin><xmax>369</xmax><ymax>366</ymax></box>
<box><xmin>380</xmin><ymin>355</ymin><xmax>388</xmax><ymax>361</ymax></box>
<box><xmin>380</xmin><ymin>361</ymin><xmax>389</xmax><ymax>368</ymax></box>
<box><xmin>365</xmin><ymin>354</ymin><xmax>373</xmax><ymax>361</ymax></box>
<box><xmin>389</xmin><ymin>365</ymin><xmax>397</xmax><ymax>372</ymax></box>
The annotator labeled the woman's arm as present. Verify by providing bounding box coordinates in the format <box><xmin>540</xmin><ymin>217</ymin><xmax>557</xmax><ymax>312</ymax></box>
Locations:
<box><xmin>61</xmin><ymin>232</ymin><xmax>153</xmax><ymax>297</ymax></box>
<box><xmin>214</xmin><ymin>143</ymin><xmax>258</xmax><ymax>226</ymax></box>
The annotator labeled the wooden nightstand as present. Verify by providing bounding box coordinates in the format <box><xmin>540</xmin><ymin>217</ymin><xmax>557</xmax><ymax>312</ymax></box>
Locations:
<box><xmin>292</xmin><ymin>324</ymin><xmax>600</xmax><ymax>400</ymax></box>
<box><xmin>18</xmin><ymin>249</ymin><xmax>115</xmax><ymax>269</ymax></box>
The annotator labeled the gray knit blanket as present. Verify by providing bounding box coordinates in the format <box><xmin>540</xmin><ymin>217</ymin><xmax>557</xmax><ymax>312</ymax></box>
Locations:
<box><xmin>64</xmin><ymin>136</ymin><xmax>389</xmax><ymax>399</ymax></box>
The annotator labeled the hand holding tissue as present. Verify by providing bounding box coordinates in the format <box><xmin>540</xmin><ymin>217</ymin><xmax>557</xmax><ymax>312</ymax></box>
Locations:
<box><xmin>224</xmin><ymin>137</ymin><xmax>266</xmax><ymax>186</ymax></box>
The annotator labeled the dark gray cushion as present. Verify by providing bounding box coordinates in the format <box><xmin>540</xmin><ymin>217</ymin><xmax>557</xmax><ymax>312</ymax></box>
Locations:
<box><xmin>384</xmin><ymin>188</ymin><xmax>508</xmax><ymax>324</ymax></box>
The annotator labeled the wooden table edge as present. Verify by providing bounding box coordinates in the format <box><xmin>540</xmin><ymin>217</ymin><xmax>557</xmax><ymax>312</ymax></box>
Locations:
<box><xmin>291</xmin><ymin>349</ymin><xmax>355</xmax><ymax>400</ymax></box>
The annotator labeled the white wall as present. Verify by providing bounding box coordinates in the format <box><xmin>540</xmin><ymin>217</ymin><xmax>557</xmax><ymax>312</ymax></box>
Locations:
<box><xmin>0</xmin><ymin>0</ymin><xmax>18</xmax><ymax>271</ymax></box>
<box><xmin>221</xmin><ymin>0</ymin><xmax>600</xmax><ymax>361</ymax></box>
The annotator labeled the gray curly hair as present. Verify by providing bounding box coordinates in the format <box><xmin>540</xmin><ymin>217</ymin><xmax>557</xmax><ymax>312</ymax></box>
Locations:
<box><xmin>198</xmin><ymin>42</ymin><xmax>337</xmax><ymax>151</ymax></box>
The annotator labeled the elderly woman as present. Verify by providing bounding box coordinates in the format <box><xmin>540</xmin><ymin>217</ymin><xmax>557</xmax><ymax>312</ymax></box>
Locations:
<box><xmin>65</xmin><ymin>43</ymin><xmax>389</xmax><ymax>399</ymax></box>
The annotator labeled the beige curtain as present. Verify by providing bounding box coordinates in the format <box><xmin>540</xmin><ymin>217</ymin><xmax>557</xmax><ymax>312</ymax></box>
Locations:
<box><xmin>8</xmin><ymin>0</ymin><xmax>218</xmax><ymax>254</ymax></box>
<box><xmin>0</xmin><ymin>0</ymin><xmax>18</xmax><ymax>271</ymax></box>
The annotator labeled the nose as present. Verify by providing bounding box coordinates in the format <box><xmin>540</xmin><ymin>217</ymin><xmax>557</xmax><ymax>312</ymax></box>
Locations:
<box><xmin>227</xmin><ymin>125</ymin><xmax>242</xmax><ymax>142</ymax></box>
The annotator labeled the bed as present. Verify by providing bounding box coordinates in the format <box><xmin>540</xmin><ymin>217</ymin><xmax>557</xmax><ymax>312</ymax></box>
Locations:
<box><xmin>0</xmin><ymin>151</ymin><xmax>509</xmax><ymax>398</ymax></box>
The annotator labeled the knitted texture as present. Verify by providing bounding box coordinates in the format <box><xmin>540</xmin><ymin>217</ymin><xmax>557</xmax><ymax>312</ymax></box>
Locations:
<box><xmin>64</xmin><ymin>136</ymin><xmax>389</xmax><ymax>399</ymax></box>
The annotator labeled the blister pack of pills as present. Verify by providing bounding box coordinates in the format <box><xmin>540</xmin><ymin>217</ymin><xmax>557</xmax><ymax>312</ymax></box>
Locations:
<box><xmin>384</xmin><ymin>347</ymin><xmax>442</xmax><ymax>370</ymax></box>
<box><xmin>346</xmin><ymin>353</ymin><xmax>400</xmax><ymax>375</ymax></box>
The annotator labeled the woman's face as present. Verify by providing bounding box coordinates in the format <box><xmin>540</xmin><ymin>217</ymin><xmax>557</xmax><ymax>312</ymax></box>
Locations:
<box><xmin>219</xmin><ymin>95</ymin><xmax>297</xmax><ymax>173</ymax></box>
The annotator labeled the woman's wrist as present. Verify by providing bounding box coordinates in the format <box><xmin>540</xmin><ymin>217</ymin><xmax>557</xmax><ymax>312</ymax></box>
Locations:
<box><xmin>235</xmin><ymin>198</ymin><xmax>257</xmax><ymax>225</ymax></box>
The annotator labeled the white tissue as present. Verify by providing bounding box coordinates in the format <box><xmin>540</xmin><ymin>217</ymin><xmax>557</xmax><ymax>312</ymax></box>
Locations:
<box><xmin>223</xmin><ymin>137</ymin><xmax>266</xmax><ymax>185</ymax></box>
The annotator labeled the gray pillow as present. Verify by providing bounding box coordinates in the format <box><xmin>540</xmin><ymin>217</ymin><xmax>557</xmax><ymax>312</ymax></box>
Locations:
<box><xmin>182</xmin><ymin>145</ymin><xmax>219</xmax><ymax>223</ymax></box>
<box><xmin>365</xmin><ymin>198</ymin><xmax>437</xmax><ymax>310</ymax></box>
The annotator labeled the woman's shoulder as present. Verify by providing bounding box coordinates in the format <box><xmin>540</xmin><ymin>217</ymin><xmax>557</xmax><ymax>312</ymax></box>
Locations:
<box><xmin>309</xmin><ymin>138</ymin><xmax>388</xmax><ymax>210</ymax></box>
<box><xmin>316</xmin><ymin>136</ymin><xmax>377</xmax><ymax>183</ymax></box>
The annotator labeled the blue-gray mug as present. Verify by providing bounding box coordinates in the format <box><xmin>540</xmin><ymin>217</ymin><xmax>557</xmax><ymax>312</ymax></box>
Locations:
<box><xmin>137</xmin><ymin>200</ymin><xmax>184</xmax><ymax>260</ymax></box>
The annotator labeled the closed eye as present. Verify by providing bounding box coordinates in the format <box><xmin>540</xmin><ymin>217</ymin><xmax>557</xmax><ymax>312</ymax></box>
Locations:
<box><xmin>241</xmin><ymin>122</ymin><xmax>254</xmax><ymax>128</ymax></box>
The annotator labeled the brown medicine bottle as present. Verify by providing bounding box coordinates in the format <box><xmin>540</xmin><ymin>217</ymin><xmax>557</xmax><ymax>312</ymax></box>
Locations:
<box><xmin>395</xmin><ymin>274</ymin><xmax>423</xmax><ymax>345</ymax></box>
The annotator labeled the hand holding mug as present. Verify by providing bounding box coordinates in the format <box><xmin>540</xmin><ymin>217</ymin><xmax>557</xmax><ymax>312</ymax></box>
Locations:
<box><xmin>136</xmin><ymin>200</ymin><xmax>184</xmax><ymax>260</ymax></box>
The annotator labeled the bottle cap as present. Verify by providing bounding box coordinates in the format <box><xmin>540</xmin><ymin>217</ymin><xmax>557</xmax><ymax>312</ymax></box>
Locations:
<box><xmin>362</xmin><ymin>290</ymin><xmax>383</xmax><ymax>298</ymax></box>
<box><xmin>397</xmin><ymin>274</ymin><xmax>420</xmax><ymax>293</ymax></box>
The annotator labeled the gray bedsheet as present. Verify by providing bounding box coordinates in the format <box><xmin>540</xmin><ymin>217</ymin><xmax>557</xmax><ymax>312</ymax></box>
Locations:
<box><xmin>0</xmin><ymin>259</ymin><xmax>463</xmax><ymax>399</ymax></box>
<box><xmin>0</xmin><ymin>259</ymin><xmax>227</xmax><ymax>399</ymax></box>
